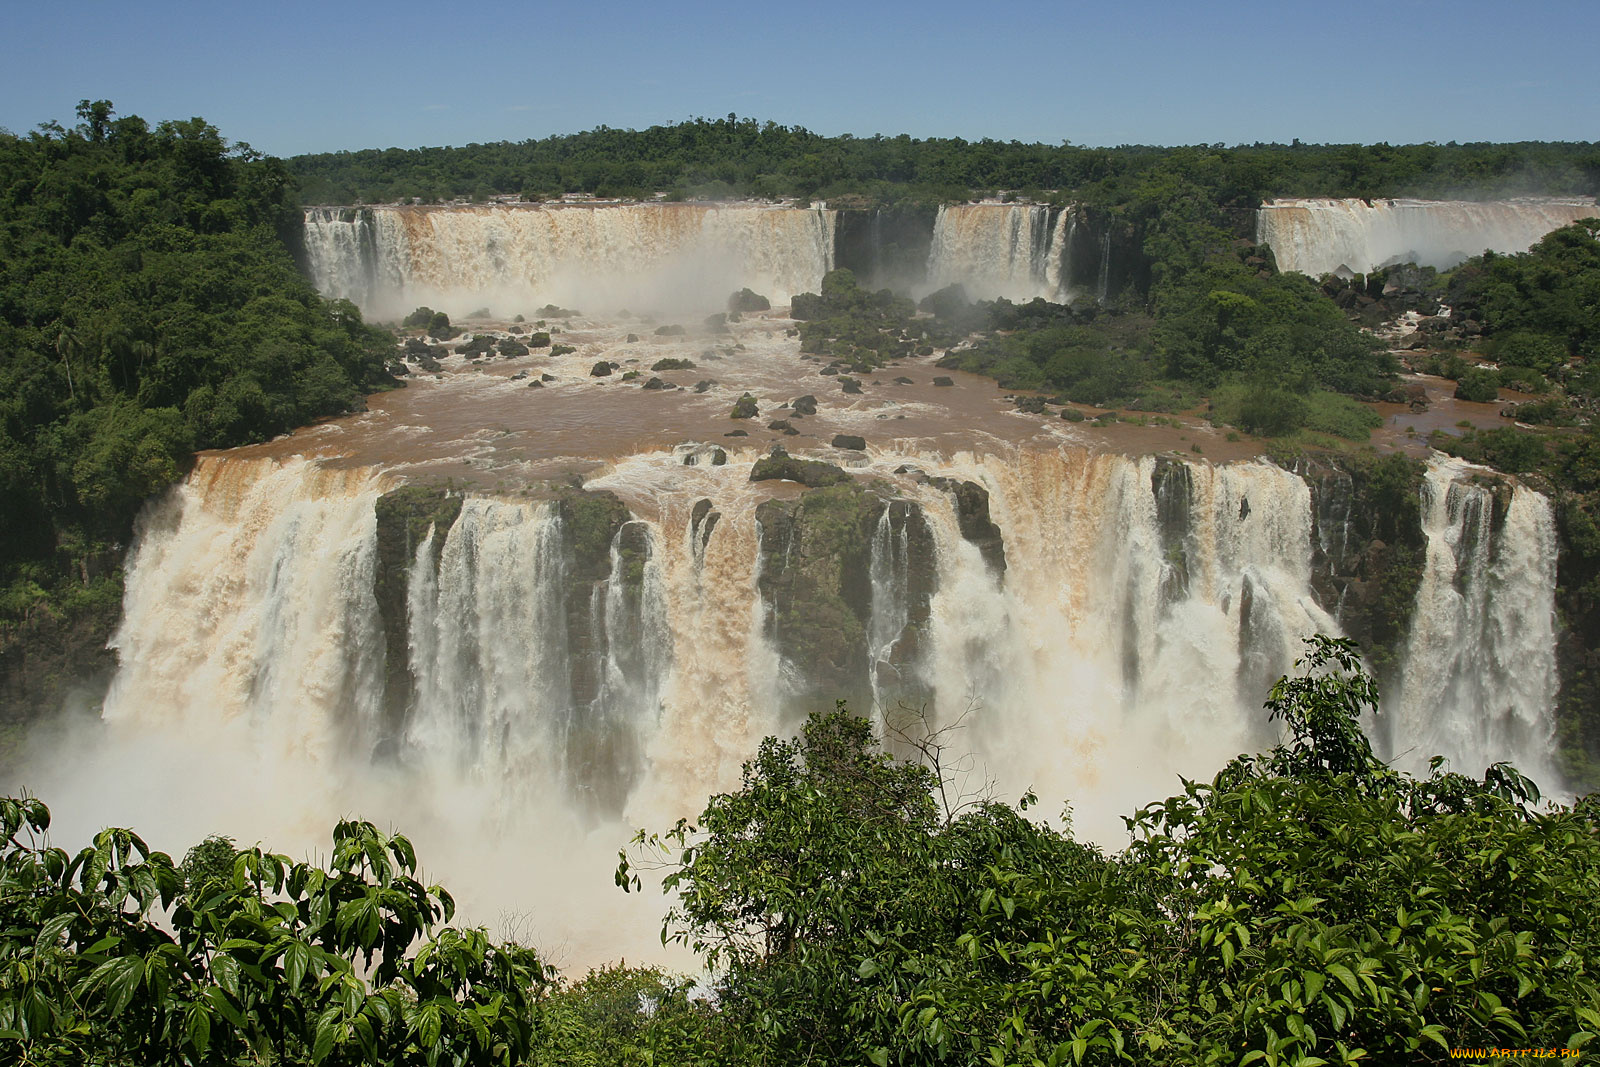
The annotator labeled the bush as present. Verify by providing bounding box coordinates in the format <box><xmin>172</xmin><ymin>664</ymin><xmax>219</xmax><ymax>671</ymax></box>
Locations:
<box><xmin>1304</xmin><ymin>390</ymin><xmax>1384</xmax><ymax>441</ymax></box>
<box><xmin>1217</xmin><ymin>383</ymin><xmax>1309</xmax><ymax>437</ymax></box>
<box><xmin>1488</xmin><ymin>330</ymin><xmax>1569</xmax><ymax>374</ymax></box>
<box><xmin>1454</xmin><ymin>368</ymin><xmax>1500</xmax><ymax>403</ymax></box>
<box><xmin>0</xmin><ymin>798</ymin><xmax>547</xmax><ymax>1065</ymax></box>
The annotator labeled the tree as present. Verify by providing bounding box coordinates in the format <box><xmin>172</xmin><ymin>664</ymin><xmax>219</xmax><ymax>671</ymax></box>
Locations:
<box><xmin>0</xmin><ymin>796</ymin><xmax>548</xmax><ymax>1065</ymax></box>
<box><xmin>624</xmin><ymin>647</ymin><xmax>1600</xmax><ymax>1066</ymax></box>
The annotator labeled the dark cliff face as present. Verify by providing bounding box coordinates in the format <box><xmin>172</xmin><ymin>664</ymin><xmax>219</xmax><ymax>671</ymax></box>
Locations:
<box><xmin>753</xmin><ymin>482</ymin><xmax>947</xmax><ymax>724</ymax></box>
<box><xmin>832</xmin><ymin>205</ymin><xmax>939</xmax><ymax>293</ymax></box>
<box><xmin>1058</xmin><ymin>207</ymin><xmax>1148</xmax><ymax>303</ymax></box>
<box><xmin>1554</xmin><ymin>499</ymin><xmax>1600</xmax><ymax>792</ymax></box>
<box><xmin>830</xmin><ymin>203</ymin><xmax>1151</xmax><ymax>306</ymax></box>
<box><xmin>1297</xmin><ymin>454</ymin><xmax>1430</xmax><ymax>691</ymax></box>
<box><xmin>756</xmin><ymin>484</ymin><xmax>884</xmax><ymax>720</ymax></box>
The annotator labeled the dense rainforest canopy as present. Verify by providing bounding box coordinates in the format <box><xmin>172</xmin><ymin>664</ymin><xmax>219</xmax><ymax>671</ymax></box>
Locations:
<box><xmin>285</xmin><ymin>114</ymin><xmax>1600</xmax><ymax>209</ymax></box>
<box><xmin>0</xmin><ymin>102</ymin><xmax>396</xmax><ymax>688</ymax></box>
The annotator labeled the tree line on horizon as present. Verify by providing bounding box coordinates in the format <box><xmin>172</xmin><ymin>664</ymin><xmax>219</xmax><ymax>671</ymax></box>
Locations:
<box><xmin>284</xmin><ymin>114</ymin><xmax>1600</xmax><ymax>208</ymax></box>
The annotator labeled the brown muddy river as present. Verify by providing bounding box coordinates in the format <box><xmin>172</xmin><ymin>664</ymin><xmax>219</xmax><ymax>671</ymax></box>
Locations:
<box><xmin>226</xmin><ymin>311</ymin><xmax>1276</xmax><ymax>486</ymax></box>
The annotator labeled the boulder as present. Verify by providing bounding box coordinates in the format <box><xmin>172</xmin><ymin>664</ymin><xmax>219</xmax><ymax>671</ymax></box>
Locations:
<box><xmin>690</xmin><ymin>498</ymin><xmax>722</xmax><ymax>550</ymax></box>
<box><xmin>749</xmin><ymin>448</ymin><xmax>852</xmax><ymax>488</ymax></box>
<box><xmin>728</xmin><ymin>287</ymin><xmax>772</xmax><ymax>313</ymax></box>
<box><xmin>791</xmin><ymin>394</ymin><xmax>818</xmax><ymax>416</ymax></box>
<box><xmin>831</xmin><ymin>434</ymin><xmax>866</xmax><ymax>451</ymax></box>
<box><xmin>925</xmin><ymin>477</ymin><xmax>1006</xmax><ymax>574</ymax></box>
<box><xmin>590</xmin><ymin>361</ymin><xmax>616</xmax><ymax>377</ymax></box>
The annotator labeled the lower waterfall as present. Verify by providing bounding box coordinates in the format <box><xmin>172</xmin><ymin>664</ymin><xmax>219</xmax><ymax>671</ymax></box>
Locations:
<box><xmin>25</xmin><ymin>442</ymin><xmax>1560</xmax><ymax>969</ymax></box>
<box><xmin>1393</xmin><ymin>458</ymin><xmax>1559</xmax><ymax>783</ymax></box>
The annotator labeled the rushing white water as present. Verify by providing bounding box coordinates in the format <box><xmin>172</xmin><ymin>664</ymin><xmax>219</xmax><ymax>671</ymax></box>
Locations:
<box><xmin>95</xmin><ymin>450</ymin><xmax>1352</xmax><ymax>827</ymax></box>
<box><xmin>1257</xmin><ymin>196</ymin><xmax>1599</xmax><ymax>277</ymax></box>
<box><xmin>1393</xmin><ymin>458</ymin><xmax>1559</xmax><ymax>782</ymax></box>
<box><xmin>304</xmin><ymin>203</ymin><xmax>837</xmax><ymax>321</ymax></box>
<box><xmin>925</xmin><ymin>204</ymin><xmax>1073</xmax><ymax>301</ymax></box>
<box><xmin>104</xmin><ymin>456</ymin><xmax>390</xmax><ymax>748</ymax></box>
<box><xmin>25</xmin><ymin>439</ymin><xmax>1563</xmax><ymax>968</ymax></box>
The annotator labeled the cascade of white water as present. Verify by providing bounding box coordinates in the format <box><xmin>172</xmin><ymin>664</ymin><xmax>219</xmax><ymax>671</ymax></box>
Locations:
<box><xmin>1394</xmin><ymin>459</ymin><xmax>1558</xmax><ymax>782</ymax></box>
<box><xmin>1041</xmin><ymin>208</ymin><xmax>1073</xmax><ymax>300</ymax></box>
<box><xmin>926</xmin><ymin>204</ymin><xmax>1061</xmax><ymax>301</ymax></box>
<box><xmin>1097</xmin><ymin>229</ymin><xmax>1111</xmax><ymax>304</ymax></box>
<box><xmin>301</xmin><ymin>203</ymin><xmax>836</xmax><ymax>321</ymax></box>
<box><xmin>404</xmin><ymin>498</ymin><xmax>571</xmax><ymax>795</ymax></box>
<box><xmin>1257</xmin><ymin>196</ymin><xmax>1598</xmax><ymax>277</ymax></box>
<box><xmin>66</xmin><ymin>440</ymin><xmax>1565</xmax><ymax>968</ymax></box>
<box><xmin>104</xmin><ymin>457</ymin><xmax>389</xmax><ymax>751</ymax></box>
<box><xmin>890</xmin><ymin>452</ymin><xmax>1340</xmax><ymax>827</ymax></box>
<box><xmin>867</xmin><ymin>503</ymin><xmax>912</xmax><ymax>717</ymax></box>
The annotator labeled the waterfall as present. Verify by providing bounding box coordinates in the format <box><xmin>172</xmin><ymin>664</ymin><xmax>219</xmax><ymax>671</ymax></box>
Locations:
<box><xmin>925</xmin><ymin>204</ymin><xmax>1070</xmax><ymax>301</ymax></box>
<box><xmin>1041</xmin><ymin>208</ymin><xmax>1073</xmax><ymax>299</ymax></box>
<box><xmin>1394</xmin><ymin>459</ymin><xmax>1558</xmax><ymax>782</ymax></box>
<box><xmin>404</xmin><ymin>499</ymin><xmax>573</xmax><ymax>795</ymax></box>
<box><xmin>1256</xmin><ymin>196</ymin><xmax>1598</xmax><ymax>277</ymax></box>
<box><xmin>301</xmin><ymin>203</ymin><xmax>836</xmax><ymax>321</ymax></box>
<box><xmin>66</xmin><ymin>443</ymin><xmax>1563</xmax><ymax>967</ymax></box>
<box><xmin>104</xmin><ymin>456</ymin><xmax>389</xmax><ymax>751</ymax></box>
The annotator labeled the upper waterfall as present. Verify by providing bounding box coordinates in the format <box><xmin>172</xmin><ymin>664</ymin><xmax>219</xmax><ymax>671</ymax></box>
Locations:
<box><xmin>303</xmin><ymin>203</ymin><xmax>837</xmax><ymax>320</ymax></box>
<box><xmin>1256</xmin><ymin>196</ymin><xmax>1598</xmax><ymax>277</ymax></box>
<box><xmin>925</xmin><ymin>204</ymin><xmax>1074</xmax><ymax>301</ymax></box>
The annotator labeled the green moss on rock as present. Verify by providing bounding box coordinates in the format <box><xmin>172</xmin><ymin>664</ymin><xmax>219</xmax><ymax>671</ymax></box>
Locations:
<box><xmin>757</xmin><ymin>483</ymin><xmax>884</xmax><ymax>717</ymax></box>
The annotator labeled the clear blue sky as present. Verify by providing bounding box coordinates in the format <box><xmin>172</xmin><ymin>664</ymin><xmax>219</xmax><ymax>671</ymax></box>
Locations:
<box><xmin>4</xmin><ymin>0</ymin><xmax>1595</xmax><ymax>157</ymax></box>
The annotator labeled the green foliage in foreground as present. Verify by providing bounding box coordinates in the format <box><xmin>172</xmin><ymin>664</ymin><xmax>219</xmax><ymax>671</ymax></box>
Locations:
<box><xmin>623</xmin><ymin>638</ymin><xmax>1600</xmax><ymax>1065</ymax></box>
<box><xmin>6</xmin><ymin>641</ymin><xmax>1597</xmax><ymax>1065</ymax></box>
<box><xmin>0</xmin><ymin>102</ymin><xmax>396</xmax><ymax>630</ymax></box>
<box><xmin>0</xmin><ymin>802</ymin><xmax>546</xmax><ymax>1066</ymax></box>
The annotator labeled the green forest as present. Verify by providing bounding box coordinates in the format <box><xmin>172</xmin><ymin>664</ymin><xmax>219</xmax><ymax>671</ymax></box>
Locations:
<box><xmin>4</xmin><ymin>641</ymin><xmax>1597</xmax><ymax>1064</ymax></box>
<box><xmin>0</xmin><ymin>103</ymin><xmax>398</xmax><ymax>707</ymax></box>
<box><xmin>285</xmin><ymin>114</ymin><xmax>1600</xmax><ymax>209</ymax></box>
